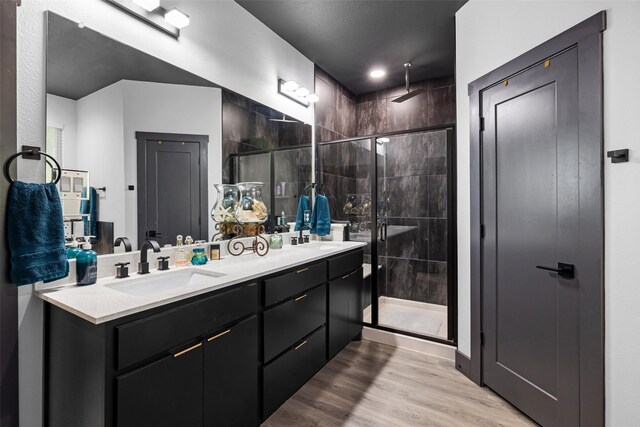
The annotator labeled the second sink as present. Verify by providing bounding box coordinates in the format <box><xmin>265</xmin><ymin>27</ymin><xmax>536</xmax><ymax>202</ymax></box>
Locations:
<box><xmin>106</xmin><ymin>269</ymin><xmax>226</xmax><ymax>297</ymax></box>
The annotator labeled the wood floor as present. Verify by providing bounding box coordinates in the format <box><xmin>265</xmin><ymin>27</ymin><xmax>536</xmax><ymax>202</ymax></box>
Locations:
<box><xmin>263</xmin><ymin>340</ymin><xmax>536</xmax><ymax>427</ymax></box>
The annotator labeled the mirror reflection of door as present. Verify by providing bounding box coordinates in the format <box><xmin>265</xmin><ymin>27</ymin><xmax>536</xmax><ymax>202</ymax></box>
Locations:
<box><xmin>136</xmin><ymin>132</ymin><xmax>208</xmax><ymax>248</ymax></box>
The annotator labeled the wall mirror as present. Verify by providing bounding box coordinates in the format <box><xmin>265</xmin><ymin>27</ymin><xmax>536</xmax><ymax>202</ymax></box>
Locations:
<box><xmin>44</xmin><ymin>11</ymin><xmax>311</xmax><ymax>255</ymax></box>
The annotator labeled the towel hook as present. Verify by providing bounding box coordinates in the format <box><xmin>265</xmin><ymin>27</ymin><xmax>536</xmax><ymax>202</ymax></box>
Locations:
<box><xmin>3</xmin><ymin>146</ymin><xmax>61</xmax><ymax>185</ymax></box>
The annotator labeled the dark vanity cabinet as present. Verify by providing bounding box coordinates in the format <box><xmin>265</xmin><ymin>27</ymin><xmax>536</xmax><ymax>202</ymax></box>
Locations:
<box><xmin>45</xmin><ymin>248</ymin><xmax>363</xmax><ymax>426</ymax></box>
<box><xmin>328</xmin><ymin>250</ymin><xmax>364</xmax><ymax>359</ymax></box>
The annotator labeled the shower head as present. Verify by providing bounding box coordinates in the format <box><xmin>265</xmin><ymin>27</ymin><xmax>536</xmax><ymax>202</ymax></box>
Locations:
<box><xmin>392</xmin><ymin>63</ymin><xmax>425</xmax><ymax>103</ymax></box>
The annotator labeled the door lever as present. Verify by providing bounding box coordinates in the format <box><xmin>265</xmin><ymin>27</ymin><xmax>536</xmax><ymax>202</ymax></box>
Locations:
<box><xmin>536</xmin><ymin>262</ymin><xmax>575</xmax><ymax>279</ymax></box>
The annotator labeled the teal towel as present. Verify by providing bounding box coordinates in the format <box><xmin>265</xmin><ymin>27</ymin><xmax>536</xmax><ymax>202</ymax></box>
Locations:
<box><xmin>7</xmin><ymin>181</ymin><xmax>69</xmax><ymax>285</ymax></box>
<box><xmin>311</xmin><ymin>194</ymin><xmax>331</xmax><ymax>236</ymax></box>
<box><xmin>294</xmin><ymin>195</ymin><xmax>310</xmax><ymax>231</ymax></box>
<box><xmin>80</xmin><ymin>186</ymin><xmax>98</xmax><ymax>238</ymax></box>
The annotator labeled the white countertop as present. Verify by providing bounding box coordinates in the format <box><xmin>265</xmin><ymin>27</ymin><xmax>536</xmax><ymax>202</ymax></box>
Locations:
<box><xmin>35</xmin><ymin>241</ymin><xmax>366</xmax><ymax>325</ymax></box>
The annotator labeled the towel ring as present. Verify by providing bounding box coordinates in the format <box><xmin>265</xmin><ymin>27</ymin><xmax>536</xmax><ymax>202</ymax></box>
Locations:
<box><xmin>302</xmin><ymin>183</ymin><xmax>325</xmax><ymax>197</ymax></box>
<box><xmin>3</xmin><ymin>147</ymin><xmax>61</xmax><ymax>185</ymax></box>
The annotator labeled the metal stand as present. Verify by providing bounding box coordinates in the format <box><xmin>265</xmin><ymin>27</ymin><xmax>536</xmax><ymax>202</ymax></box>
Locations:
<box><xmin>226</xmin><ymin>224</ymin><xmax>270</xmax><ymax>256</ymax></box>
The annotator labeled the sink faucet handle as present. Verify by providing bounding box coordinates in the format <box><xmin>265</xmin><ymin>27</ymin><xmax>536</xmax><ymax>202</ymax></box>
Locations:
<box><xmin>115</xmin><ymin>262</ymin><xmax>130</xmax><ymax>279</ymax></box>
<box><xmin>157</xmin><ymin>256</ymin><xmax>170</xmax><ymax>271</ymax></box>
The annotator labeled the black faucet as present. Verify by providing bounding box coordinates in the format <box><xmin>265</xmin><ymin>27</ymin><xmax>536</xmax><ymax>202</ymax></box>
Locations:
<box><xmin>114</xmin><ymin>236</ymin><xmax>132</xmax><ymax>252</ymax></box>
<box><xmin>138</xmin><ymin>239</ymin><xmax>161</xmax><ymax>274</ymax></box>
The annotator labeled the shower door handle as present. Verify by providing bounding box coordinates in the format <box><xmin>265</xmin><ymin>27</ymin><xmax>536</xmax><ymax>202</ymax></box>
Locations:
<box><xmin>536</xmin><ymin>262</ymin><xmax>575</xmax><ymax>279</ymax></box>
<box><xmin>379</xmin><ymin>222</ymin><xmax>388</xmax><ymax>241</ymax></box>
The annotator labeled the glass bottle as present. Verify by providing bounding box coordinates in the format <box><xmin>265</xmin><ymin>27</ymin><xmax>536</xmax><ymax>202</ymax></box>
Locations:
<box><xmin>175</xmin><ymin>235</ymin><xmax>190</xmax><ymax>267</ymax></box>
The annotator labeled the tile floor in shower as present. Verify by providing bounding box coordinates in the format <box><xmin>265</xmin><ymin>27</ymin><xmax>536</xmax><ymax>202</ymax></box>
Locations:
<box><xmin>363</xmin><ymin>296</ymin><xmax>448</xmax><ymax>339</ymax></box>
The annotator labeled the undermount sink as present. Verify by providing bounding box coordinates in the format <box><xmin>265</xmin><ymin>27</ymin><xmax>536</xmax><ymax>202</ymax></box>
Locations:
<box><xmin>106</xmin><ymin>269</ymin><xmax>226</xmax><ymax>297</ymax></box>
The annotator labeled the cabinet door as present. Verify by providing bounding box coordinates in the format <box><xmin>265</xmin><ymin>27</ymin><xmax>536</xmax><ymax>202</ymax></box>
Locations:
<box><xmin>204</xmin><ymin>315</ymin><xmax>258</xmax><ymax>427</ymax></box>
<box><xmin>328</xmin><ymin>274</ymin><xmax>350</xmax><ymax>359</ymax></box>
<box><xmin>348</xmin><ymin>267</ymin><xmax>364</xmax><ymax>339</ymax></box>
<box><xmin>117</xmin><ymin>342</ymin><xmax>203</xmax><ymax>427</ymax></box>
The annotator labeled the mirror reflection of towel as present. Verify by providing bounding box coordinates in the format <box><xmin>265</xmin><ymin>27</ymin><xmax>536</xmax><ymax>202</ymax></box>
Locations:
<box><xmin>294</xmin><ymin>195</ymin><xmax>310</xmax><ymax>231</ymax></box>
<box><xmin>80</xmin><ymin>186</ymin><xmax>98</xmax><ymax>238</ymax></box>
<box><xmin>7</xmin><ymin>181</ymin><xmax>69</xmax><ymax>285</ymax></box>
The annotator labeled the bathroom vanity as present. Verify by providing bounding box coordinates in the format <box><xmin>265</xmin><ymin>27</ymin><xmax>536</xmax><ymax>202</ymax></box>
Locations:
<box><xmin>38</xmin><ymin>242</ymin><xmax>365</xmax><ymax>427</ymax></box>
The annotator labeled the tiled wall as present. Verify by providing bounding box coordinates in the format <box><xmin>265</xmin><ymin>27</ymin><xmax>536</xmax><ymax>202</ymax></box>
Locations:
<box><xmin>315</xmin><ymin>66</ymin><xmax>358</xmax><ymax>142</ymax></box>
<box><xmin>379</xmin><ymin>130</ymin><xmax>449</xmax><ymax>305</ymax></box>
<box><xmin>222</xmin><ymin>90</ymin><xmax>311</xmax><ymax>183</ymax></box>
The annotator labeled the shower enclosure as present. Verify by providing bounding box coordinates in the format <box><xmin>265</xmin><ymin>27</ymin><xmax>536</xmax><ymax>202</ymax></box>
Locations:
<box><xmin>318</xmin><ymin>126</ymin><xmax>456</xmax><ymax>343</ymax></box>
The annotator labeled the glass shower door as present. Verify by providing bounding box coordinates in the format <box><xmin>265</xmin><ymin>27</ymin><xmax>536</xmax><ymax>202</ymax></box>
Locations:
<box><xmin>375</xmin><ymin>129</ymin><xmax>452</xmax><ymax>340</ymax></box>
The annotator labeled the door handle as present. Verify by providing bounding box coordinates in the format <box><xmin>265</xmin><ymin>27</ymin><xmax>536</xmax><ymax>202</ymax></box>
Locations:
<box><xmin>379</xmin><ymin>222</ymin><xmax>387</xmax><ymax>242</ymax></box>
<box><xmin>536</xmin><ymin>262</ymin><xmax>575</xmax><ymax>279</ymax></box>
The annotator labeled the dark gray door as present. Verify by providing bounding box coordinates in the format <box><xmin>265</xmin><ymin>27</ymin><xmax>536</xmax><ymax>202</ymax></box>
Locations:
<box><xmin>137</xmin><ymin>132</ymin><xmax>208</xmax><ymax>248</ymax></box>
<box><xmin>481</xmin><ymin>48</ymin><xmax>580</xmax><ymax>426</ymax></box>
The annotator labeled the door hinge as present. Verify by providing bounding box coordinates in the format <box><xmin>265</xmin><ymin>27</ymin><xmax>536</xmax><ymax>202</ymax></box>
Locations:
<box><xmin>480</xmin><ymin>224</ymin><xmax>486</xmax><ymax>239</ymax></box>
<box><xmin>480</xmin><ymin>331</ymin><xmax>485</xmax><ymax>346</ymax></box>
<box><xmin>480</xmin><ymin>117</ymin><xmax>485</xmax><ymax>132</ymax></box>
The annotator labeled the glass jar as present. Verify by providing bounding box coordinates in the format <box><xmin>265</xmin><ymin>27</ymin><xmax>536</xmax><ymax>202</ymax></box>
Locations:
<box><xmin>191</xmin><ymin>247</ymin><xmax>208</xmax><ymax>265</ymax></box>
<box><xmin>235</xmin><ymin>182</ymin><xmax>269</xmax><ymax>224</ymax></box>
<box><xmin>269</xmin><ymin>232</ymin><xmax>283</xmax><ymax>249</ymax></box>
<box><xmin>211</xmin><ymin>184</ymin><xmax>239</xmax><ymax>224</ymax></box>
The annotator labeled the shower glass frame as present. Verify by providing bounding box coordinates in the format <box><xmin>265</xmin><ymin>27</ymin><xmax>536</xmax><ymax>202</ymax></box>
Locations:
<box><xmin>316</xmin><ymin>125</ymin><xmax>457</xmax><ymax>345</ymax></box>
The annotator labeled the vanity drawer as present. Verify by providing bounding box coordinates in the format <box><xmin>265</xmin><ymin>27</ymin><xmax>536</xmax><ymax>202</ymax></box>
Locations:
<box><xmin>263</xmin><ymin>284</ymin><xmax>326</xmax><ymax>362</ymax></box>
<box><xmin>264</xmin><ymin>261</ymin><xmax>326</xmax><ymax>306</ymax></box>
<box><xmin>328</xmin><ymin>249</ymin><xmax>363</xmax><ymax>280</ymax></box>
<box><xmin>116</xmin><ymin>283</ymin><xmax>258</xmax><ymax>371</ymax></box>
<box><xmin>263</xmin><ymin>326</ymin><xmax>326</xmax><ymax>419</ymax></box>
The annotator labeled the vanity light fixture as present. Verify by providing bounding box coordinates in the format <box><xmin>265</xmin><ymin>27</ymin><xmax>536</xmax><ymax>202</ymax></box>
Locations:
<box><xmin>278</xmin><ymin>79</ymin><xmax>318</xmax><ymax>107</ymax></box>
<box><xmin>133</xmin><ymin>0</ymin><xmax>159</xmax><ymax>12</ymax></box>
<box><xmin>165</xmin><ymin>8</ymin><xmax>190</xmax><ymax>29</ymax></box>
<box><xmin>103</xmin><ymin>0</ymin><xmax>184</xmax><ymax>38</ymax></box>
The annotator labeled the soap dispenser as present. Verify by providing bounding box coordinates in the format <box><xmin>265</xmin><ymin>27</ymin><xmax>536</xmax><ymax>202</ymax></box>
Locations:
<box><xmin>76</xmin><ymin>238</ymin><xmax>98</xmax><ymax>286</ymax></box>
<box><xmin>66</xmin><ymin>236</ymin><xmax>82</xmax><ymax>259</ymax></box>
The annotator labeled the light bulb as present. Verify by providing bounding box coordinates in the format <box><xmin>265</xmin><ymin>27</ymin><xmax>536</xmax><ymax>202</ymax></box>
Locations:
<box><xmin>165</xmin><ymin>8</ymin><xmax>190</xmax><ymax>29</ymax></box>
<box><xmin>369</xmin><ymin>69</ymin><xmax>386</xmax><ymax>79</ymax></box>
<box><xmin>306</xmin><ymin>94</ymin><xmax>319</xmax><ymax>103</ymax></box>
<box><xmin>295</xmin><ymin>87</ymin><xmax>310</xmax><ymax>97</ymax></box>
<box><xmin>282</xmin><ymin>80</ymin><xmax>299</xmax><ymax>91</ymax></box>
<box><xmin>133</xmin><ymin>0</ymin><xmax>160</xmax><ymax>12</ymax></box>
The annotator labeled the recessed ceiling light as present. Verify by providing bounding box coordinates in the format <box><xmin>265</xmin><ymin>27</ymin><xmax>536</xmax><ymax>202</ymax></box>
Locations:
<box><xmin>295</xmin><ymin>87</ymin><xmax>310</xmax><ymax>97</ymax></box>
<box><xmin>133</xmin><ymin>0</ymin><xmax>160</xmax><ymax>12</ymax></box>
<box><xmin>282</xmin><ymin>80</ymin><xmax>299</xmax><ymax>91</ymax></box>
<box><xmin>369</xmin><ymin>69</ymin><xmax>386</xmax><ymax>79</ymax></box>
<box><xmin>165</xmin><ymin>8</ymin><xmax>190</xmax><ymax>29</ymax></box>
<box><xmin>307</xmin><ymin>94</ymin><xmax>319</xmax><ymax>103</ymax></box>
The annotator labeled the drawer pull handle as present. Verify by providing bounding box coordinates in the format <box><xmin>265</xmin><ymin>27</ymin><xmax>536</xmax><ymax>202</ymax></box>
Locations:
<box><xmin>350</xmin><ymin>270</ymin><xmax>360</xmax><ymax>276</ymax></box>
<box><xmin>342</xmin><ymin>274</ymin><xmax>350</xmax><ymax>279</ymax></box>
<box><xmin>207</xmin><ymin>329</ymin><xmax>231</xmax><ymax>342</ymax></box>
<box><xmin>294</xmin><ymin>340</ymin><xmax>307</xmax><ymax>350</ymax></box>
<box><xmin>296</xmin><ymin>267</ymin><xmax>309</xmax><ymax>274</ymax></box>
<box><xmin>174</xmin><ymin>342</ymin><xmax>202</xmax><ymax>358</ymax></box>
<box><xmin>294</xmin><ymin>294</ymin><xmax>307</xmax><ymax>302</ymax></box>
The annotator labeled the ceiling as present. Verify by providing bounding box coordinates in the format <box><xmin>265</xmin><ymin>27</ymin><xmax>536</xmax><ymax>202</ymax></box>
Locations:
<box><xmin>46</xmin><ymin>12</ymin><xmax>216</xmax><ymax>100</ymax></box>
<box><xmin>237</xmin><ymin>0</ymin><xmax>467</xmax><ymax>95</ymax></box>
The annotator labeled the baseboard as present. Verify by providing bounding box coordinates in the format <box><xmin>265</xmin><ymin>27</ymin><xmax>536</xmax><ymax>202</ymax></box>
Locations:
<box><xmin>362</xmin><ymin>326</ymin><xmax>455</xmax><ymax>360</ymax></box>
<box><xmin>455</xmin><ymin>350</ymin><xmax>472</xmax><ymax>378</ymax></box>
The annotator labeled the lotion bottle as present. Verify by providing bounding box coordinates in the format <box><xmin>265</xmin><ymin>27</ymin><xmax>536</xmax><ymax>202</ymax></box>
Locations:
<box><xmin>76</xmin><ymin>239</ymin><xmax>98</xmax><ymax>286</ymax></box>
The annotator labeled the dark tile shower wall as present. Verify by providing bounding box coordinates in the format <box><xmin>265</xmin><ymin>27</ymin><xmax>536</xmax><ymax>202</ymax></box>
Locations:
<box><xmin>356</xmin><ymin>75</ymin><xmax>455</xmax><ymax>135</ymax></box>
<box><xmin>222</xmin><ymin>90</ymin><xmax>312</xmax><ymax>183</ymax></box>
<box><xmin>315</xmin><ymin>66</ymin><xmax>357</xmax><ymax>142</ymax></box>
<box><xmin>380</xmin><ymin>130</ymin><xmax>448</xmax><ymax>305</ymax></box>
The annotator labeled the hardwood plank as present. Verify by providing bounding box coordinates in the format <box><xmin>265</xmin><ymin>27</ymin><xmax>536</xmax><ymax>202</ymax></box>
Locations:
<box><xmin>263</xmin><ymin>340</ymin><xmax>535</xmax><ymax>426</ymax></box>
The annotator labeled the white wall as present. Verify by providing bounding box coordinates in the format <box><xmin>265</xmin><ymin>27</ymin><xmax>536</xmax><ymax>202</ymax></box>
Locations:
<box><xmin>121</xmin><ymin>80</ymin><xmax>222</xmax><ymax>245</ymax></box>
<box><xmin>46</xmin><ymin>94</ymin><xmax>78</xmax><ymax>168</ymax></box>
<box><xmin>17</xmin><ymin>2</ymin><xmax>313</xmax><ymax>426</ymax></box>
<box><xmin>456</xmin><ymin>1</ymin><xmax>640</xmax><ymax>425</ymax></box>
